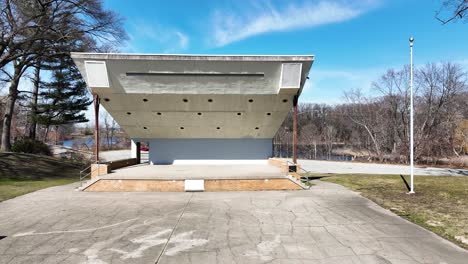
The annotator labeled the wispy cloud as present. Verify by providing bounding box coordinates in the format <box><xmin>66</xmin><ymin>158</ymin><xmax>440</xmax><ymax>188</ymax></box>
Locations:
<box><xmin>174</xmin><ymin>31</ymin><xmax>189</xmax><ymax>50</ymax></box>
<box><xmin>123</xmin><ymin>21</ymin><xmax>190</xmax><ymax>53</ymax></box>
<box><xmin>301</xmin><ymin>66</ymin><xmax>388</xmax><ymax>105</ymax></box>
<box><xmin>455</xmin><ymin>59</ymin><xmax>468</xmax><ymax>68</ymax></box>
<box><xmin>210</xmin><ymin>0</ymin><xmax>379</xmax><ymax>47</ymax></box>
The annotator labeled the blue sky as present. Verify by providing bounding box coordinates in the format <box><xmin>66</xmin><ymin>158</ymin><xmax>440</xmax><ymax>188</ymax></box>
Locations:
<box><xmin>103</xmin><ymin>0</ymin><xmax>468</xmax><ymax>104</ymax></box>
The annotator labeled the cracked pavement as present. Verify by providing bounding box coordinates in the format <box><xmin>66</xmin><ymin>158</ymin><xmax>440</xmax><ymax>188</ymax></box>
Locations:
<box><xmin>0</xmin><ymin>181</ymin><xmax>466</xmax><ymax>263</ymax></box>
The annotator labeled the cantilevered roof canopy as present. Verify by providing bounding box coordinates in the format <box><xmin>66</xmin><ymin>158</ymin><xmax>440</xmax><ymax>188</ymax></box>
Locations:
<box><xmin>71</xmin><ymin>53</ymin><xmax>314</xmax><ymax>139</ymax></box>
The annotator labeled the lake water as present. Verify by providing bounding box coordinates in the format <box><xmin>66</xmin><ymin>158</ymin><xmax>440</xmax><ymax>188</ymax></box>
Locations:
<box><xmin>62</xmin><ymin>137</ymin><xmax>118</xmax><ymax>148</ymax></box>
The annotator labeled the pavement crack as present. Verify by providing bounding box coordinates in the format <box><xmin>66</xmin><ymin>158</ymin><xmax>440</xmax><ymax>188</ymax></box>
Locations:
<box><xmin>323</xmin><ymin>225</ymin><xmax>358</xmax><ymax>256</ymax></box>
<box><xmin>154</xmin><ymin>193</ymin><xmax>193</xmax><ymax>264</ymax></box>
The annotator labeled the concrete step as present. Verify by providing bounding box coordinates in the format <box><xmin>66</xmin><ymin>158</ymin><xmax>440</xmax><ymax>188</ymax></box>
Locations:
<box><xmin>287</xmin><ymin>174</ymin><xmax>310</xmax><ymax>190</ymax></box>
<box><xmin>78</xmin><ymin>177</ymin><xmax>304</xmax><ymax>192</ymax></box>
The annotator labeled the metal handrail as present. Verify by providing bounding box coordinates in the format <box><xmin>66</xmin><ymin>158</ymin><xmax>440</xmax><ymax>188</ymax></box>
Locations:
<box><xmin>79</xmin><ymin>163</ymin><xmax>100</xmax><ymax>187</ymax></box>
<box><xmin>80</xmin><ymin>164</ymin><xmax>92</xmax><ymax>175</ymax></box>
<box><xmin>284</xmin><ymin>160</ymin><xmax>312</xmax><ymax>185</ymax></box>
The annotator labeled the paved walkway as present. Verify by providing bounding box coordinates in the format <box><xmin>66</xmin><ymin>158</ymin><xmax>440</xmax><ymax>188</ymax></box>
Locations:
<box><xmin>0</xmin><ymin>182</ymin><xmax>466</xmax><ymax>263</ymax></box>
<box><xmin>282</xmin><ymin>158</ymin><xmax>468</xmax><ymax>176</ymax></box>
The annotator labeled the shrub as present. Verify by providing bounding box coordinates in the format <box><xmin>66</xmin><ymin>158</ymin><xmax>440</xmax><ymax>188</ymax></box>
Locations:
<box><xmin>84</xmin><ymin>127</ymin><xmax>93</xmax><ymax>136</ymax></box>
<box><xmin>11</xmin><ymin>138</ymin><xmax>52</xmax><ymax>156</ymax></box>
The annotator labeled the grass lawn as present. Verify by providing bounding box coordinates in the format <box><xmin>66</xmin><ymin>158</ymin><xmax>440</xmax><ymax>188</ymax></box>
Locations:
<box><xmin>0</xmin><ymin>152</ymin><xmax>83</xmax><ymax>202</ymax></box>
<box><xmin>315</xmin><ymin>174</ymin><xmax>468</xmax><ymax>250</ymax></box>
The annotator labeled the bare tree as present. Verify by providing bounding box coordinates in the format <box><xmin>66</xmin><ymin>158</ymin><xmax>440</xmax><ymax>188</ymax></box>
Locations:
<box><xmin>415</xmin><ymin>62</ymin><xmax>467</xmax><ymax>158</ymax></box>
<box><xmin>454</xmin><ymin>120</ymin><xmax>468</xmax><ymax>155</ymax></box>
<box><xmin>1</xmin><ymin>56</ymin><xmax>31</xmax><ymax>150</ymax></box>
<box><xmin>272</xmin><ymin>62</ymin><xmax>467</xmax><ymax>164</ymax></box>
<box><xmin>436</xmin><ymin>0</ymin><xmax>468</xmax><ymax>24</ymax></box>
<box><xmin>373</xmin><ymin>67</ymin><xmax>411</xmax><ymax>160</ymax></box>
<box><xmin>343</xmin><ymin>88</ymin><xmax>384</xmax><ymax>160</ymax></box>
<box><xmin>323</xmin><ymin>125</ymin><xmax>337</xmax><ymax>159</ymax></box>
<box><xmin>102</xmin><ymin>110</ymin><xmax>117</xmax><ymax>150</ymax></box>
<box><xmin>301</xmin><ymin>123</ymin><xmax>319</xmax><ymax>159</ymax></box>
<box><xmin>0</xmin><ymin>0</ymin><xmax>127</xmax><ymax>151</ymax></box>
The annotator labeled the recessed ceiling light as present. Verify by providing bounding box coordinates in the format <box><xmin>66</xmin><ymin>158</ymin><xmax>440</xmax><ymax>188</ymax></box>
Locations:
<box><xmin>157</xmin><ymin>112</ymin><xmax>162</xmax><ymax>115</ymax></box>
<box><xmin>237</xmin><ymin>112</ymin><xmax>242</xmax><ymax>116</ymax></box>
<box><xmin>180</xmin><ymin>127</ymin><xmax>184</xmax><ymax>129</ymax></box>
<box><xmin>104</xmin><ymin>98</ymin><xmax>110</xmax><ymax>102</ymax></box>
<box><xmin>216</xmin><ymin>127</ymin><xmax>220</xmax><ymax>129</ymax></box>
<box><xmin>255</xmin><ymin>127</ymin><xmax>259</xmax><ymax>130</ymax></box>
<box><xmin>208</xmin><ymin>99</ymin><xmax>213</xmax><ymax>102</ymax></box>
<box><xmin>197</xmin><ymin>112</ymin><xmax>202</xmax><ymax>115</ymax></box>
<box><xmin>282</xmin><ymin>99</ymin><xmax>288</xmax><ymax>103</ymax></box>
<box><xmin>143</xmin><ymin>98</ymin><xmax>148</xmax><ymax>102</ymax></box>
<box><xmin>183</xmin><ymin>99</ymin><xmax>188</xmax><ymax>102</ymax></box>
<box><xmin>248</xmin><ymin>99</ymin><xmax>253</xmax><ymax>103</ymax></box>
<box><xmin>143</xmin><ymin>127</ymin><xmax>147</xmax><ymax>129</ymax></box>
<box><xmin>127</xmin><ymin>112</ymin><xmax>131</xmax><ymax>115</ymax></box>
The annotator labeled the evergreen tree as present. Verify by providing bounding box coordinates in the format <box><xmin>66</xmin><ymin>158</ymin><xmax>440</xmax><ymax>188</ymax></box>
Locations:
<box><xmin>35</xmin><ymin>55</ymin><xmax>91</xmax><ymax>140</ymax></box>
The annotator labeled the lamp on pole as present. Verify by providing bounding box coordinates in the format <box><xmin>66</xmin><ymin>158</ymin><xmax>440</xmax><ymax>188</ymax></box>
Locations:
<box><xmin>409</xmin><ymin>37</ymin><xmax>415</xmax><ymax>194</ymax></box>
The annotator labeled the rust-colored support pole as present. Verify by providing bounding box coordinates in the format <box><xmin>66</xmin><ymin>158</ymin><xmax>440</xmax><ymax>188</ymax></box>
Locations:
<box><xmin>93</xmin><ymin>94</ymin><xmax>100</xmax><ymax>163</ymax></box>
<box><xmin>293</xmin><ymin>95</ymin><xmax>298</xmax><ymax>164</ymax></box>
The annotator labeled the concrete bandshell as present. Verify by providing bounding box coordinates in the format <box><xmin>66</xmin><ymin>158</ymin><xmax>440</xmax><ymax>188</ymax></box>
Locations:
<box><xmin>72</xmin><ymin>53</ymin><xmax>314</xmax><ymax>163</ymax></box>
<box><xmin>71</xmin><ymin>53</ymin><xmax>314</xmax><ymax>139</ymax></box>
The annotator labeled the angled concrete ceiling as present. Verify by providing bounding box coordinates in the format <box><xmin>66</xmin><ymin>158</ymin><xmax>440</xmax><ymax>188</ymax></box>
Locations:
<box><xmin>71</xmin><ymin>53</ymin><xmax>314</xmax><ymax>139</ymax></box>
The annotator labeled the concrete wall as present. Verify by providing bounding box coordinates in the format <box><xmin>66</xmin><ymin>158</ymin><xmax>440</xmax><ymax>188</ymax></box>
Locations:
<box><xmin>148</xmin><ymin>138</ymin><xmax>272</xmax><ymax>164</ymax></box>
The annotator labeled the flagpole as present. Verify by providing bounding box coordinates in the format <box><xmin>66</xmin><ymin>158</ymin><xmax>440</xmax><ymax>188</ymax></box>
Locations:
<box><xmin>409</xmin><ymin>37</ymin><xmax>415</xmax><ymax>194</ymax></box>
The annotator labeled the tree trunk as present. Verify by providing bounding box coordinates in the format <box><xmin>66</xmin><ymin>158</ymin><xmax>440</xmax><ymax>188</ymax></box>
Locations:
<box><xmin>1</xmin><ymin>64</ymin><xmax>22</xmax><ymax>151</ymax></box>
<box><xmin>110</xmin><ymin>122</ymin><xmax>115</xmax><ymax>149</ymax></box>
<box><xmin>28</xmin><ymin>65</ymin><xmax>40</xmax><ymax>140</ymax></box>
<box><xmin>44</xmin><ymin>125</ymin><xmax>50</xmax><ymax>142</ymax></box>
<box><xmin>54</xmin><ymin>126</ymin><xmax>59</xmax><ymax>145</ymax></box>
<box><xmin>362</xmin><ymin>124</ymin><xmax>382</xmax><ymax>160</ymax></box>
<box><xmin>314</xmin><ymin>142</ymin><xmax>317</xmax><ymax>159</ymax></box>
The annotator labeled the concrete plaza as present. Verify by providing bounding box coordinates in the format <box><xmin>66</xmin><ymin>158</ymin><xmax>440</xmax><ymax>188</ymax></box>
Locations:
<box><xmin>0</xmin><ymin>181</ymin><xmax>466</xmax><ymax>264</ymax></box>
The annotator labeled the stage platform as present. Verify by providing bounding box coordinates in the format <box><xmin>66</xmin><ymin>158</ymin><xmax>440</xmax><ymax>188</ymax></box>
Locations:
<box><xmin>100</xmin><ymin>164</ymin><xmax>284</xmax><ymax>180</ymax></box>
<box><xmin>81</xmin><ymin>163</ymin><xmax>306</xmax><ymax>192</ymax></box>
